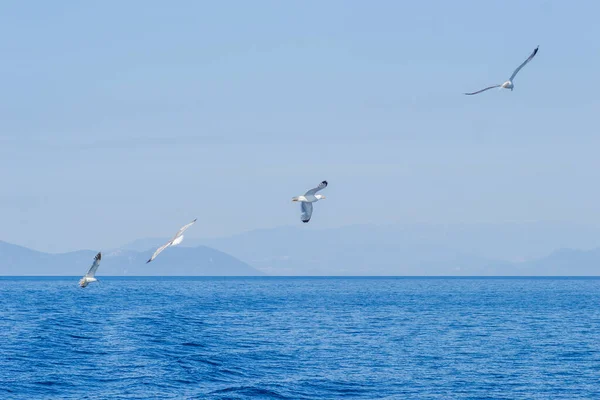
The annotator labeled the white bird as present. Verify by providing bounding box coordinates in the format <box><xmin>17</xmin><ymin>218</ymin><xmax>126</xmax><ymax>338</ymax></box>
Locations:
<box><xmin>292</xmin><ymin>181</ymin><xmax>328</xmax><ymax>223</ymax></box>
<box><xmin>465</xmin><ymin>46</ymin><xmax>539</xmax><ymax>95</ymax></box>
<box><xmin>147</xmin><ymin>218</ymin><xmax>197</xmax><ymax>263</ymax></box>
<box><xmin>79</xmin><ymin>252</ymin><xmax>101</xmax><ymax>288</ymax></box>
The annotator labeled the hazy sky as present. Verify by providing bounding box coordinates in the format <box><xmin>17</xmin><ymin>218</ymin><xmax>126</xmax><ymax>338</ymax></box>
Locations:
<box><xmin>1</xmin><ymin>1</ymin><xmax>599</xmax><ymax>253</ymax></box>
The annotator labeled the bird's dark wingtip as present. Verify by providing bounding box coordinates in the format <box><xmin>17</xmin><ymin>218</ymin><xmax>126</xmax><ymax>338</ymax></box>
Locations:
<box><xmin>146</xmin><ymin>259</ymin><xmax>152</xmax><ymax>264</ymax></box>
<box><xmin>95</xmin><ymin>252</ymin><xmax>101</xmax><ymax>261</ymax></box>
<box><xmin>302</xmin><ymin>220</ymin><xmax>310</xmax><ymax>223</ymax></box>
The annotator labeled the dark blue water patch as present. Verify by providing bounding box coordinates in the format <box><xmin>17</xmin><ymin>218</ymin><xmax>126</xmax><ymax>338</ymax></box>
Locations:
<box><xmin>209</xmin><ymin>385</ymin><xmax>292</xmax><ymax>399</ymax></box>
<box><xmin>2</xmin><ymin>277</ymin><xmax>600</xmax><ymax>399</ymax></box>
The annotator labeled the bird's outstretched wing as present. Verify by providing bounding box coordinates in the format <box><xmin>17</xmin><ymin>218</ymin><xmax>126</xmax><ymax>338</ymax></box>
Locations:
<box><xmin>300</xmin><ymin>202</ymin><xmax>313</xmax><ymax>223</ymax></box>
<box><xmin>464</xmin><ymin>84</ymin><xmax>502</xmax><ymax>95</ymax></box>
<box><xmin>147</xmin><ymin>242</ymin><xmax>171</xmax><ymax>263</ymax></box>
<box><xmin>173</xmin><ymin>218</ymin><xmax>197</xmax><ymax>240</ymax></box>
<box><xmin>510</xmin><ymin>46</ymin><xmax>539</xmax><ymax>81</ymax></box>
<box><xmin>85</xmin><ymin>252</ymin><xmax>102</xmax><ymax>278</ymax></box>
<box><xmin>305</xmin><ymin>181</ymin><xmax>328</xmax><ymax>196</ymax></box>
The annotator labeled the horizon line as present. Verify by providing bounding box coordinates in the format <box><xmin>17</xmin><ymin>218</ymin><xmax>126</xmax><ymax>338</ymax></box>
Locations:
<box><xmin>1</xmin><ymin>275</ymin><xmax>599</xmax><ymax>279</ymax></box>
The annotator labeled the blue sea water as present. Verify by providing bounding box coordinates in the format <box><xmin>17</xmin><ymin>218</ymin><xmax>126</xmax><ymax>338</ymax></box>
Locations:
<box><xmin>1</xmin><ymin>277</ymin><xmax>600</xmax><ymax>399</ymax></box>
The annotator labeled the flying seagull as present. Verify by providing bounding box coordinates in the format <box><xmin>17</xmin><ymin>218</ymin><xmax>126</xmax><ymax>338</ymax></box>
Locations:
<box><xmin>79</xmin><ymin>252</ymin><xmax>101</xmax><ymax>288</ymax></box>
<box><xmin>147</xmin><ymin>218</ymin><xmax>197</xmax><ymax>263</ymax></box>
<box><xmin>292</xmin><ymin>181</ymin><xmax>328</xmax><ymax>223</ymax></box>
<box><xmin>465</xmin><ymin>46</ymin><xmax>539</xmax><ymax>95</ymax></box>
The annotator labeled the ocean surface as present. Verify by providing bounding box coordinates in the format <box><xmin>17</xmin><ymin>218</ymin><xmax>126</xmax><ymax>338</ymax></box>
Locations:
<box><xmin>1</xmin><ymin>277</ymin><xmax>600</xmax><ymax>399</ymax></box>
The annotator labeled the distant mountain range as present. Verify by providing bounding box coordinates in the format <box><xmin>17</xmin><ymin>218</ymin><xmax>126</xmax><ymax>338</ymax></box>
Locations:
<box><xmin>2</xmin><ymin>222</ymin><xmax>600</xmax><ymax>276</ymax></box>
<box><xmin>196</xmin><ymin>222</ymin><xmax>600</xmax><ymax>276</ymax></box>
<box><xmin>0</xmin><ymin>241</ymin><xmax>261</xmax><ymax>276</ymax></box>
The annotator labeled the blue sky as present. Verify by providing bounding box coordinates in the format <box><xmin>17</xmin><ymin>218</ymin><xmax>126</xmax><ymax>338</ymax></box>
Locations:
<box><xmin>1</xmin><ymin>1</ymin><xmax>599</xmax><ymax>252</ymax></box>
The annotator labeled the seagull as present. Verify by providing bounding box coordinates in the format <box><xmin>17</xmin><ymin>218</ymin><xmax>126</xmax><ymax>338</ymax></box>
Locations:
<box><xmin>147</xmin><ymin>218</ymin><xmax>197</xmax><ymax>263</ymax></box>
<box><xmin>79</xmin><ymin>252</ymin><xmax>101</xmax><ymax>288</ymax></box>
<box><xmin>292</xmin><ymin>181</ymin><xmax>328</xmax><ymax>223</ymax></box>
<box><xmin>465</xmin><ymin>46</ymin><xmax>539</xmax><ymax>95</ymax></box>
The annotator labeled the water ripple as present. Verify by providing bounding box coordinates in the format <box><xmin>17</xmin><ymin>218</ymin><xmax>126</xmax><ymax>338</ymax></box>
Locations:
<box><xmin>1</xmin><ymin>277</ymin><xmax>600</xmax><ymax>399</ymax></box>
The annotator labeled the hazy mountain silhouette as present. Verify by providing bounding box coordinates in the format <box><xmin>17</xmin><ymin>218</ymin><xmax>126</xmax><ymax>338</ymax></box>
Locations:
<box><xmin>196</xmin><ymin>223</ymin><xmax>600</xmax><ymax>275</ymax></box>
<box><xmin>0</xmin><ymin>241</ymin><xmax>262</xmax><ymax>276</ymax></box>
<box><xmin>3</xmin><ymin>222</ymin><xmax>600</xmax><ymax>276</ymax></box>
<box><xmin>520</xmin><ymin>248</ymin><xmax>600</xmax><ymax>276</ymax></box>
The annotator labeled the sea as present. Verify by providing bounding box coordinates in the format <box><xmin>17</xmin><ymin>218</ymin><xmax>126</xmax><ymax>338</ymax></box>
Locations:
<box><xmin>1</xmin><ymin>277</ymin><xmax>599</xmax><ymax>399</ymax></box>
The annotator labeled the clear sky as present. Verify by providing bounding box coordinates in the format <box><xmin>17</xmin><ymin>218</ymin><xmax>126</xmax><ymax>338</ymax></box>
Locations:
<box><xmin>1</xmin><ymin>1</ymin><xmax>599</xmax><ymax>253</ymax></box>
